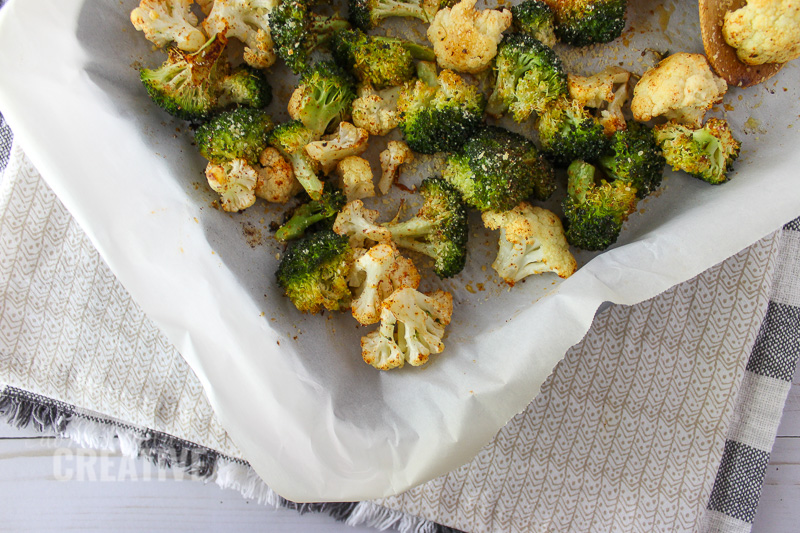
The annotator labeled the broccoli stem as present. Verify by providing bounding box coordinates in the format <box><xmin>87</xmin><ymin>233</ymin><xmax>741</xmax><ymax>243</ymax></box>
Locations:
<box><xmin>376</xmin><ymin>0</ymin><xmax>431</xmax><ymax>22</ymax></box>
<box><xmin>401</xmin><ymin>41</ymin><xmax>436</xmax><ymax>62</ymax></box>
<box><xmin>415</xmin><ymin>61</ymin><xmax>439</xmax><ymax>86</ymax></box>
<box><xmin>692</xmin><ymin>129</ymin><xmax>725</xmax><ymax>170</ymax></box>
<box><xmin>386</xmin><ymin>217</ymin><xmax>434</xmax><ymax>239</ymax></box>
<box><xmin>276</xmin><ymin>203</ymin><xmax>328</xmax><ymax>241</ymax></box>
<box><xmin>392</xmin><ymin>236</ymin><xmax>437</xmax><ymax>259</ymax></box>
<box><xmin>310</xmin><ymin>17</ymin><xmax>351</xmax><ymax>48</ymax></box>
<box><xmin>289</xmin><ymin>154</ymin><xmax>325</xmax><ymax>201</ymax></box>
<box><xmin>567</xmin><ymin>160</ymin><xmax>596</xmax><ymax>203</ymax></box>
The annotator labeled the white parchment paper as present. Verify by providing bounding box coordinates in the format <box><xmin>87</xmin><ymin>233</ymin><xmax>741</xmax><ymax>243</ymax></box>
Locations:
<box><xmin>0</xmin><ymin>0</ymin><xmax>798</xmax><ymax>502</ymax></box>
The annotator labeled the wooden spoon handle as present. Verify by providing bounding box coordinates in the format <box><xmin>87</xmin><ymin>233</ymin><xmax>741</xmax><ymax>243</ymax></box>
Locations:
<box><xmin>699</xmin><ymin>0</ymin><xmax>783</xmax><ymax>87</ymax></box>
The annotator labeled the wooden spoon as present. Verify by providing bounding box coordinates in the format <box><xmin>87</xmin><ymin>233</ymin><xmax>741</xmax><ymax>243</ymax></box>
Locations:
<box><xmin>699</xmin><ymin>0</ymin><xmax>784</xmax><ymax>87</ymax></box>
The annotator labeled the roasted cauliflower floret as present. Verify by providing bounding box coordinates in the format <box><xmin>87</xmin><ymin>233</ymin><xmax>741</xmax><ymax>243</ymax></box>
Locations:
<box><xmin>631</xmin><ymin>53</ymin><xmax>727</xmax><ymax>127</ymax></box>
<box><xmin>361</xmin><ymin>288</ymin><xmax>453</xmax><ymax>370</ymax></box>
<box><xmin>131</xmin><ymin>0</ymin><xmax>207</xmax><ymax>52</ymax></box>
<box><xmin>349</xmin><ymin>243</ymin><xmax>421</xmax><ymax>325</ymax></box>
<box><xmin>205</xmin><ymin>158</ymin><xmax>258</xmax><ymax>212</ymax></box>
<box><xmin>337</xmin><ymin>156</ymin><xmax>375</xmax><ymax>201</ymax></box>
<box><xmin>351</xmin><ymin>87</ymin><xmax>403</xmax><ymax>136</ymax></box>
<box><xmin>482</xmin><ymin>202</ymin><xmax>577</xmax><ymax>285</ymax></box>
<box><xmin>723</xmin><ymin>0</ymin><xmax>800</xmax><ymax>65</ymax></box>
<box><xmin>378</xmin><ymin>140</ymin><xmax>414</xmax><ymax>195</ymax></box>
<box><xmin>304</xmin><ymin>122</ymin><xmax>370</xmax><ymax>175</ymax></box>
<box><xmin>427</xmin><ymin>0</ymin><xmax>513</xmax><ymax>74</ymax></box>
<box><xmin>333</xmin><ymin>200</ymin><xmax>392</xmax><ymax>248</ymax></box>
<box><xmin>202</xmin><ymin>0</ymin><xmax>278</xmax><ymax>68</ymax></box>
<box><xmin>255</xmin><ymin>147</ymin><xmax>302</xmax><ymax>203</ymax></box>
<box><xmin>568</xmin><ymin>66</ymin><xmax>631</xmax><ymax>136</ymax></box>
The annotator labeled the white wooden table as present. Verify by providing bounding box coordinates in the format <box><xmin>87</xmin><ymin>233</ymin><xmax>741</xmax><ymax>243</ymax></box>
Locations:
<box><xmin>1</xmin><ymin>370</ymin><xmax>797</xmax><ymax>532</ymax></box>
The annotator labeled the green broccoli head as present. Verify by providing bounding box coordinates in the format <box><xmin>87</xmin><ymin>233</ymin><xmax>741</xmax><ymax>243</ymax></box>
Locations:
<box><xmin>269</xmin><ymin>0</ymin><xmax>350</xmax><ymax>74</ymax></box>
<box><xmin>443</xmin><ymin>126</ymin><xmax>557</xmax><ymax>212</ymax></box>
<box><xmin>562</xmin><ymin>160</ymin><xmax>637</xmax><ymax>251</ymax></box>
<box><xmin>653</xmin><ymin>118</ymin><xmax>741</xmax><ymax>185</ymax></box>
<box><xmin>218</xmin><ymin>65</ymin><xmax>273</xmax><ymax>109</ymax></box>
<box><xmin>536</xmin><ymin>97</ymin><xmax>608</xmax><ymax>166</ymax></box>
<box><xmin>598</xmin><ymin>122</ymin><xmax>665</xmax><ymax>198</ymax></box>
<box><xmin>195</xmin><ymin>107</ymin><xmax>274</xmax><ymax>164</ymax></box>
<box><xmin>289</xmin><ymin>61</ymin><xmax>357</xmax><ymax>137</ymax></box>
<box><xmin>385</xmin><ymin>177</ymin><xmax>469</xmax><ymax>278</ymax></box>
<box><xmin>550</xmin><ymin>0</ymin><xmax>627</xmax><ymax>46</ymax></box>
<box><xmin>397</xmin><ymin>69</ymin><xmax>486</xmax><ymax>154</ymax></box>
<box><xmin>348</xmin><ymin>0</ymin><xmax>432</xmax><ymax>31</ymax></box>
<box><xmin>330</xmin><ymin>29</ymin><xmax>434</xmax><ymax>88</ymax></box>
<box><xmin>276</xmin><ymin>183</ymin><xmax>348</xmax><ymax>241</ymax></box>
<box><xmin>486</xmin><ymin>32</ymin><xmax>568</xmax><ymax>122</ymax></box>
<box><xmin>139</xmin><ymin>36</ymin><xmax>228</xmax><ymax>122</ymax></box>
<box><xmin>511</xmin><ymin>0</ymin><xmax>557</xmax><ymax>48</ymax></box>
<box><xmin>268</xmin><ymin>120</ymin><xmax>325</xmax><ymax>201</ymax></box>
<box><xmin>276</xmin><ymin>229</ymin><xmax>354</xmax><ymax>313</ymax></box>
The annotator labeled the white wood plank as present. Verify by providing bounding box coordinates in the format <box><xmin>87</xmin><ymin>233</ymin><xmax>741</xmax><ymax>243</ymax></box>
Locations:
<box><xmin>0</xmin><ymin>438</ymin><xmax>382</xmax><ymax>533</ymax></box>
<box><xmin>752</xmin><ymin>436</ymin><xmax>800</xmax><ymax>532</ymax></box>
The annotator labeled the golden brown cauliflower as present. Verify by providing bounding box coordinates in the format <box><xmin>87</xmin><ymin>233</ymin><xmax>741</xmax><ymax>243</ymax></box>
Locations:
<box><xmin>254</xmin><ymin>147</ymin><xmax>302</xmax><ymax>204</ymax></box>
<box><xmin>722</xmin><ymin>0</ymin><xmax>800</xmax><ymax>65</ymax></box>
<box><xmin>351</xmin><ymin>84</ymin><xmax>403</xmax><ymax>137</ymax></box>
<box><xmin>378</xmin><ymin>141</ymin><xmax>414</xmax><ymax>195</ymax></box>
<box><xmin>337</xmin><ymin>156</ymin><xmax>375</xmax><ymax>201</ymax></box>
<box><xmin>304</xmin><ymin>122</ymin><xmax>370</xmax><ymax>175</ymax></box>
<box><xmin>205</xmin><ymin>159</ymin><xmax>258</xmax><ymax>212</ymax></box>
<box><xmin>631</xmin><ymin>53</ymin><xmax>727</xmax><ymax>127</ymax></box>
<box><xmin>130</xmin><ymin>0</ymin><xmax>206</xmax><ymax>52</ymax></box>
<box><xmin>568</xmin><ymin>66</ymin><xmax>631</xmax><ymax>136</ymax></box>
<box><xmin>361</xmin><ymin>288</ymin><xmax>453</xmax><ymax>370</ymax></box>
<box><xmin>426</xmin><ymin>0</ymin><xmax>512</xmax><ymax>74</ymax></box>
<box><xmin>482</xmin><ymin>202</ymin><xmax>577</xmax><ymax>285</ymax></box>
<box><xmin>202</xmin><ymin>0</ymin><xmax>278</xmax><ymax>68</ymax></box>
<box><xmin>348</xmin><ymin>243</ymin><xmax>421</xmax><ymax>325</ymax></box>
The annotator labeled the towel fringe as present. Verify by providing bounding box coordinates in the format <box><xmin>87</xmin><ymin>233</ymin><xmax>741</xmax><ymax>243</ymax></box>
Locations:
<box><xmin>347</xmin><ymin>501</ymin><xmax>439</xmax><ymax>533</ymax></box>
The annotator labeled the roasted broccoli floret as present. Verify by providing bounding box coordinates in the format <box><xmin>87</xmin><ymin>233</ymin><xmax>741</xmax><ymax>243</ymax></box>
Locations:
<box><xmin>443</xmin><ymin>126</ymin><xmax>556</xmax><ymax>212</ymax></box>
<box><xmin>548</xmin><ymin>0</ymin><xmax>627</xmax><ymax>47</ymax></box>
<box><xmin>287</xmin><ymin>61</ymin><xmax>357</xmax><ymax>138</ymax></box>
<box><xmin>536</xmin><ymin>96</ymin><xmax>608</xmax><ymax>166</ymax></box>
<box><xmin>598</xmin><ymin>122</ymin><xmax>665</xmax><ymax>198</ymax></box>
<box><xmin>139</xmin><ymin>35</ymin><xmax>229</xmax><ymax>122</ymax></box>
<box><xmin>276</xmin><ymin>229</ymin><xmax>354</xmax><ymax>313</ymax></box>
<box><xmin>195</xmin><ymin>106</ymin><xmax>274</xmax><ymax>164</ymax></box>
<box><xmin>384</xmin><ymin>177</ymin><xmax>469</xmax><ymax>278</ymax></box>
<box><xmin>562</xmin><ymin>160</ymin><xmax>637</xmax><ymax>251</ymax></box>
<box><xmin>268</xmin><ymin>120</ymin><xmax>325</xmax><ymax>200</ymax></box>
<box><xmin>218</xmin><ymin>65</ymin><xmax>273</xmax><ymax>109</ymax></box>
<box><xmin>269</xmin><ymin>0</ymin><xmax>350</xmax><ymax>74</ymax></box>
<box><xmin>485</xmin><ymin>32</ymin><xmax>568</xmax><ymax>122</ymax></box>
<box><xmin>330</xmin><ymin>28</ymin><xmax>435</xmax><ymax>88</ymax></box>
<box><xmin>349</xmin><ymin>0</ymin><xmax>441</xmax><ymax>31</ymax></box>
<box><xmin>653</xmin><ymin>119</ymin><xmax>741</xmax><ymax>185</ymax></box>
<box><xmin>396</xmin><ymin>69</ymin><xmax>486</xmax><ymax>154</ymax></box>
<box><xmin>275</xmin><ymin>184</ymin><xmax>348</xmax><ymax>241</ymax></box>
<box><xmin>511</xmin><ymin>0</ymin><xmax>556</xmax><ymax>48</ymax></box>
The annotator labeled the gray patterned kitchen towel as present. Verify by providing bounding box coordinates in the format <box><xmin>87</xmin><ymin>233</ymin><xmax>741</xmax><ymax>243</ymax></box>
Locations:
<box><xmin>1</xmin><ymin>140</ymin><xmax>798</xmax><ymax>532</ymax></box>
